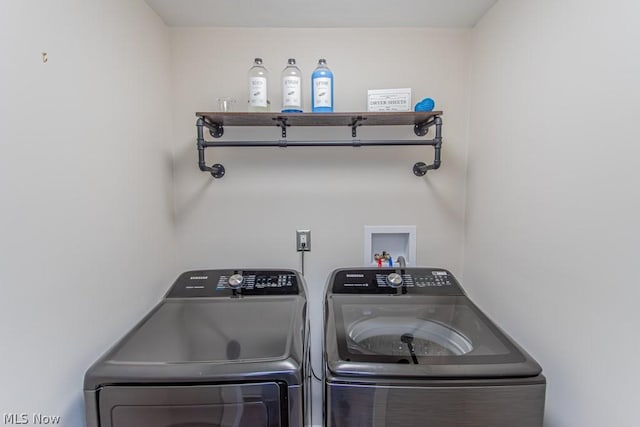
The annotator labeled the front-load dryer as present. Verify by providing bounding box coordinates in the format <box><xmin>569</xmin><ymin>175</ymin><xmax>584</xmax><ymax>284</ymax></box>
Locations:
<box><xmin>85</xmin><ymin>269</ymin><xmax>310</xmax><ymax>427</ymax></box>
<box><xmin>323</xmin><ymin>267</ymin><xmax>545</xmax><ymax>427</ymax></box>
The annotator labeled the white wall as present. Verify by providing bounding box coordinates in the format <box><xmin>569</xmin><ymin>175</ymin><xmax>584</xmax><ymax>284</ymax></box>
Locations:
<box><xmin>13</xmin><ymin>1</ymin><xmax>637</xmax><ymax>424</ymax></box>
<box><xmin>169</xmin><ymin>27</ymin><xmax>471</xmax><ymax>425</ymax></box>
<box><xmin>0</xmin><ymin>1</ymin><xmax>175</xmax><ymax>425</ymax></box>
<box><xmin>466</xmin><ymin>1</ymin><xmax>640</xmax><ymax>426</ymax></box>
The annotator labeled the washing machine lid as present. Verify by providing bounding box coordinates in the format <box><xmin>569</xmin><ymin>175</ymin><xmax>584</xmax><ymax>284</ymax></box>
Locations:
<box><xmin>85</xmin><ymin>295</ymin><xmax>306</xmax><ymax>388</ymax></box>
<box><xmin>112</xmin><ymin>298</ymin><xmax>301</xmax><ymax>363</ymax></box>
<box><xmin>326</xmin><ymin>294</ymin><xmax>542</xmax><ymax>378</ymax></box>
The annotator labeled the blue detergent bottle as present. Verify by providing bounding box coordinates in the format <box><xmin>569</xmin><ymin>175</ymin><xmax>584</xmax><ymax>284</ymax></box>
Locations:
<box><xmin>311</xmin><ymin>58</ymin><xmax>333</xmax><ymax>112</ymax></box>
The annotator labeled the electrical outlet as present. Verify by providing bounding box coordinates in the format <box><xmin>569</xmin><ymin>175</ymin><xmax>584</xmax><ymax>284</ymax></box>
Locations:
<box><xmin>296</xmin><ymin>230</ymin><xmax>311</xmax><ymax>252</ymax></box>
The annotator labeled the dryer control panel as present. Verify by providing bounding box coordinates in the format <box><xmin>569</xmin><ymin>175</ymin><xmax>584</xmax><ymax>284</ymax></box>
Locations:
<box><xmin>331</xmin><ymin>268</ymin><xmax>464</xmax><ymax>296</ymax></box>
<box><xmin>167</xmin><ymin>269</ymin><xmax>301</xmax><ymax>298</ymax></box>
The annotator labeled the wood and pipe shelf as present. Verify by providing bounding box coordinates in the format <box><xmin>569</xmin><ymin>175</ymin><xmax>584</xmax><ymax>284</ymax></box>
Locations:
<box><xmin>195</xmin><ymin>111</ymin><xmax>443</xmax><ymax>178</ymax></box>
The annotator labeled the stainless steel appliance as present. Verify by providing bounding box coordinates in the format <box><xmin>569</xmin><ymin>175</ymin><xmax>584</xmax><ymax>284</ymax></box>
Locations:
<box><xmin>324</xmin><ymin>267</ymin><xmax>545</xmax><ymax>427</ymax></box>
<box><xmin>85</xmin><ymin>269</ymin><xmax>310</xmax><ymax>427</ymax></box>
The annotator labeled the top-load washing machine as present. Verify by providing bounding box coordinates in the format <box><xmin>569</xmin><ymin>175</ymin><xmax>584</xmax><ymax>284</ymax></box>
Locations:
<box><xmin>324</xmin><ymin>267</ymin><xmax>546</xmax><ymax>427</ymax></box>
<box><xmin>85</xmin><ymin>268</ymin><xmax>310</xmax><ymax>427</ymax></box>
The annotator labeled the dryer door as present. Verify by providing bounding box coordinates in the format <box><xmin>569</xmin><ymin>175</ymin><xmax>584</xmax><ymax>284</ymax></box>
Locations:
<box><xmin>97</xmin><ymin>383</ymin><xmax>282</xmax><ymax>427</ymax></box>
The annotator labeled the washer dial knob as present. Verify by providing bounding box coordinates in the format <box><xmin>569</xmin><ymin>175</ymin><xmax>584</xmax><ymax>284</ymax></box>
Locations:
<box><xmin>228</xmin><ymin>274</ymin><xmax>244</xmax><ymax>288</ymax></box>
<box><xmin>386</xmin><ymin>273</ymin><xmax>403</xmax><ymax>287</ymax></box>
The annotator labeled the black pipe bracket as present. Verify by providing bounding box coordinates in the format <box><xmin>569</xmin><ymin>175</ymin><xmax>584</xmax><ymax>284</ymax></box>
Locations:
<box><xmin>350</xmin><ymin>116</ymin><xmax>367</xmax><ymax>138</ymax></box>
<box><xmin>413</xmin><ymin>116</ymin><xmax>443</xmax><ymax>176</ymax></box>
<box><xmin>202</xmin><ymin>118</ymin><xmax>223</xmax><ymax>139</ymax></box>
<box><xmin>273</xmin><ymin>117</ymin><xmax>290</xmax><ymax>138</ymax></box>
<box><xmin>196</xmin><ymin>117</ymin><xmax>225</xmax><ymax>178</ymax></box>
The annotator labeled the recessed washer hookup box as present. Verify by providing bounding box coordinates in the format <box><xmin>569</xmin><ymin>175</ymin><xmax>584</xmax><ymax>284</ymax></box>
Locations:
<box><xmin>367</xmin><ymin>88</ymin><xmax>412</xmax><ymax>112</ymax></box>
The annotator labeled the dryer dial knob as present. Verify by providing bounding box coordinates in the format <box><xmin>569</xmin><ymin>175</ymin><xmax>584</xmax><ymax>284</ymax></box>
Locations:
<box><xmin>228</xmin><ymin>274</ymin><xmax>244</xmax><ymax>288</ymax></box>
<box><xmin>386</xmin><ymin>273</ymin><xmax>403</xmax><ymax>287</ymax></box>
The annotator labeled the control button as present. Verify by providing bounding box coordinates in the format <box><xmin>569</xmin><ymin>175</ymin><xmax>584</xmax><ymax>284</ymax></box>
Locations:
<box><xmin>386</xmin><ymin>273</ymin><xmax>403</xmax><ymax>287</ymax></box>
<box><xmin>228</xmin><ymin>274</ymin><xmax>244</xmax><ymax>288</ymax></box>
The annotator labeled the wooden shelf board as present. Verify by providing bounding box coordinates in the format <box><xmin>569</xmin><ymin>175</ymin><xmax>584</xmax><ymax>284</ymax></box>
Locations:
<box><xmin>196</xmin><ymin>111</ymin><xmax>442</xmax><ymax>127</ymax></box>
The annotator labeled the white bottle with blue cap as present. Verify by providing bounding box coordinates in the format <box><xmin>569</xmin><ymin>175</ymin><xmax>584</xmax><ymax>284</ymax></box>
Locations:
<box><xmin>282</xmin><ymin>58</ymin><xmax>303</xmax><ymax>112</ymax></box>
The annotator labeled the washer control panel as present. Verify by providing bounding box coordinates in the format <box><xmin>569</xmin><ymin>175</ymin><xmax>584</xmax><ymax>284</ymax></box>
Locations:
<box><xmin>167</xmin><ymin>269</ymin><xmax>300</xmax><ymax>298</ymax></box>
<box><xmin>332</xmin><ymin>268</ymin><xmax>464</xmax><ymax>295</ymax></box>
